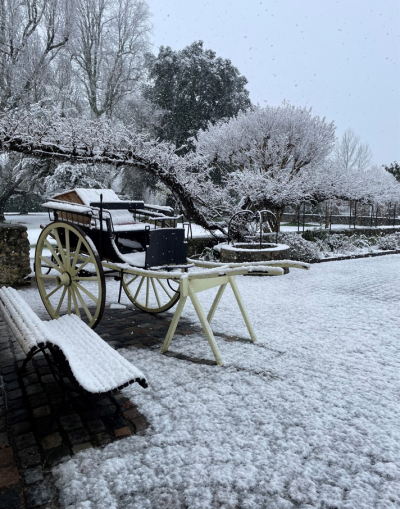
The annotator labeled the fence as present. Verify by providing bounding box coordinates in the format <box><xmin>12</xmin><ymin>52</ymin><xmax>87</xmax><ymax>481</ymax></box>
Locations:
<box><xmin>282</xmin><ymin>202</ymin><xmax>400</xmax><ymax>232</ymax></box>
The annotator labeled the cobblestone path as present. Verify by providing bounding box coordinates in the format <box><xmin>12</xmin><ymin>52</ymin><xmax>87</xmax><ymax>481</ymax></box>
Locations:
<box><xmin>0</xmin><ymin>301</ymin><xmax>228</xmax><ymax>508</ymax></box>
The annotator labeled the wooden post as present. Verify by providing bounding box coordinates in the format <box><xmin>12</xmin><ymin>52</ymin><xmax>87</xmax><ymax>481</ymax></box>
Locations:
<box><xmin>349</xmin><ymin>201</ymin><xmax>352</xmax><ymax>229</ymax></box>
<box><xmin>297</xmin><ymin>205</ymin><xmax>300</xmax><ymax>232</ymax></box>
<box><xmin>354</xmin><ymin>202</ymin><xmax>357</xmax><ymax>229</ymax></box>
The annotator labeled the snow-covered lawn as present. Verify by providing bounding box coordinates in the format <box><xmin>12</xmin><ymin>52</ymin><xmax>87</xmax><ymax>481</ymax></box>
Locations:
<box><xmin>17</xmin><ymin>254</ymin><xmax>396</xmax><ymax>509</ymax></box>
<box><xmin>5</xmin><ymin>213</ymin><xmax>400</xmax><ymax>507</ymax></box>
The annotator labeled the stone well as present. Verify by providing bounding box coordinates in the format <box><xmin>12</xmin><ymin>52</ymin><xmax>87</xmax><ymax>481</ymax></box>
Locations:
<box><xmin>219</xmin><ymin>242</ymin><xmax>290</xmax><ymax>264</ymax></box>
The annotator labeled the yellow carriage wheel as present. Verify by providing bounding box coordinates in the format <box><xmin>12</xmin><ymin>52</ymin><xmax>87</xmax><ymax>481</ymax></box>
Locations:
<box><xmin>35</xmin><ymin>221</ymin><xmax>106</xmax><ymax>328</ymax></box>
<box><xmin>122</xmin><ymin>273</ymin><xmax>180</xmax><ymax>313</ymax></box>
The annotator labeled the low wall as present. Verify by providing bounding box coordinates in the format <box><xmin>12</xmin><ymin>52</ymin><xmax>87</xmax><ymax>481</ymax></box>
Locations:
<box><xmin>282</xmin><ymin>213</ymin><xmax>400</xmax><ymax>227</ymax></box>
<box><xmin>306</xmin><ymin>226</ymin><xmax>400</xmax><ymax>239</ymax></box>
<box><xmin>0</xmin><ymin>225</ymin><xmax>31</xmax><ymax>286</ymax></box>
<box><xmin>187</xmin><ymin>227</ymin><xmax>400</xmax><ymax>257</ymax></box>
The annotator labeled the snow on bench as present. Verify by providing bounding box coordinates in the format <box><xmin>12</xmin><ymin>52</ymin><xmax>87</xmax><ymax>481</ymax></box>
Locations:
<box><xmin>0</xmin><ymin>287</ymin><xmax>147</xmax><ymax>393</ymax></box>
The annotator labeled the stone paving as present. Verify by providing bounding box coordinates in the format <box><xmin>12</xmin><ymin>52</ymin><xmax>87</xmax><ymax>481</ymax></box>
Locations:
<box><xmin>0</xmin><ymin>300</ymin><xmax>236</xmax><ymax>508</ymax></box>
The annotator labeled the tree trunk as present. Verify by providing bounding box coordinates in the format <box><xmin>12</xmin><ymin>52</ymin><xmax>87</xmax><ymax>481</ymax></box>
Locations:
<box><xmin>19</xmin><ymin>196</ymin><xmax>29</xmax><ymax>215</ymax></box>
<box><xmin>325</xmin><ymin>200</ymin><xmax>330</xmax><ymax>229</ymax></box>
<box><xmin>0</xmin><ymin>198</ymin><xmax>6</xmax><ymax>221</ymax></box>
<box><xmin>275</xmin><ymin>207</ymin><xmax>284</xmax><ymax>232</ymax></box>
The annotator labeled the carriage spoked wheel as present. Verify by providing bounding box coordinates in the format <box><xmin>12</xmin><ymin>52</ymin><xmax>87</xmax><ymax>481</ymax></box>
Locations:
<box><xmin>122</xmin><ymin>272</ymin><xmax>180</xmax><ymax>313</ymax></box>
<box><xmin>35</xmin><ymin>221</ymin><xmax>106</xmax><ymax>328</ymax></box>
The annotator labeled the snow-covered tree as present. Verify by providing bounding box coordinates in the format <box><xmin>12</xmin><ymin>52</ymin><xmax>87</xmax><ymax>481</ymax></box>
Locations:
<box><xmin>70</xmin><ymin>0</ymin><xmax>151</xmax><ymax>118</ymax></box>
<box><xmin>194</xmin><ymin>103</ymin><xmax>336</xmax><ymax>226</ymax></box>
<box><xmin>1</xmin><ymin>106</ymin><xmax>398</xmax><ymax>235</ymax></box>
<box><xmin>0</xmin><ymin>0</ymin><xmax>72</xmax><ymax>111</ymax></box>
<box><xmin>384</xmin><ymin>161</ymin><xmax>400</xmax><ymax>182</ymax></box>
<box><xmin>145</xmin><ymin>41</ymin><xmax>251</xmax><ymax>150</ymax></box>
<box><xmin>0</xmin><ymin>152</ymin><xmax>51</xmax><ymax>220</ymax></box>
<box><xmin>0</xmin><ymin>106</ymin><xmax>227</xmax><ymax>234</ymax></box>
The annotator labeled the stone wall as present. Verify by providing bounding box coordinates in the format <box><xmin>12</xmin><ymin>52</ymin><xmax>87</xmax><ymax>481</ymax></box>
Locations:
<box><xmin>0</xmin><ymin>225</ymin><xmax>31</xmax><ymax>286</ymax></box>
<box><xmin>282</xmin><ymin>213</ymin><xmax>400</xmax><ymax>227</ymax></box>
<box><xmin>304</xmin><ymin>226</ymin><xmax>400</xmax><ymax>240</ymax></box>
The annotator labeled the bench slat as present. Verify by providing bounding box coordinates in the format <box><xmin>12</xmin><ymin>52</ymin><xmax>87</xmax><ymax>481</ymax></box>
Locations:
<box><xmin>46</xmin><ymin>315</ymin><xmax>146</xmax><ymax>392</ymax></box>
<box><xmin>0</xmin><ymin>287</ymin><xmax>147</xmax><ymax>393</ymax></box>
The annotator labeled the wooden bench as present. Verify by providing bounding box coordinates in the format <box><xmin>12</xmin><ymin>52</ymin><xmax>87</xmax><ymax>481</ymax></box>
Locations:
<box><xmin>0</xmin><ymin>287</ymin><xmax>147</xmax><ymax>428</ymax></box>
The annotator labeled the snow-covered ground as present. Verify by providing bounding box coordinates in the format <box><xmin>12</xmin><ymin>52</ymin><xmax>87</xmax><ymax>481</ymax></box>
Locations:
<box><xmin>14</xmin><ymin>254</ymin><xmax>400</xmax><ymax>508</ymax></box>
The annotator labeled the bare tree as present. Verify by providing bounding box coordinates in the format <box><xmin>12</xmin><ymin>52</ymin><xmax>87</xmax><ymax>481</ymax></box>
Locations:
<box><xmin>332</xmin><ymin>129</ymin><xmax>373</xmax><ymax>173</ymax></box>
<box><xmin>70</xmin><ymin>0</ymin><xmax>152</xmax><ymax>117</ymax></box>
<box><xmin>45</xmin><ymin>53</ymin><xmax>87</xmax><ymax>116</ymax></box>
<box><xmin>0</xmin><ymin>0</ymin><xmax>72</xmax><ymax>111</ymax></box>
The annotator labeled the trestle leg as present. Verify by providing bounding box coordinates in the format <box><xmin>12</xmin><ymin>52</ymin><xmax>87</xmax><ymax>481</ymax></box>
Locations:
<box><xmin>188</xmin><ymin>287</ymin><xmax>224</xmax><ymax>366</ymax></box>
<box><xmin>229</xmin><ymin>276</ymin><xmax>257</xmax><ymax>342</ymax></box>
<box><xmin>161</xmin><ymin>275</ymin><xmax>256</xmax><ymax>366</ymax></box>
<box><xmin>161</xmin><ymin>295</ymin><xmax>188</xmax><ymax>353</ymax></box>
<box><xmin>207</xmin><ymin>283</ymin><xmax>227</xmax><ymax>324</ymax></box>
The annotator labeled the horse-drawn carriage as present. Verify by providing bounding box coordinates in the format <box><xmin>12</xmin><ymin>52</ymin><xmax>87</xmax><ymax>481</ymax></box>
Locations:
<box><xmin>35</xmin><ymin>188</ymin><xmax>308</xmax><ymax>365</ymax></box>
<box><xmin>36</xmin><ymin>188</ymin><xmax>191</xmax><ymax>328</ymax></box>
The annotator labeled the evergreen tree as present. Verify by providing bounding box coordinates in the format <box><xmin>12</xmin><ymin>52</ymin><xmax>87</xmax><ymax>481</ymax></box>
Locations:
<box><xmin>384</xmin><ymin>161</ymin><xmax>400</xmax><ymax>181</ymax></box>
<box><xmin>145</xmin><ymin>41</ymin><xmax>251</xmax><ymax>150</ymax></box>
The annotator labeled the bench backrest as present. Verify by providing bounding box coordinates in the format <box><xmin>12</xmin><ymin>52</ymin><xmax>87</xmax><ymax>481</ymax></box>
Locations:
<box><xmin>0</xmin><ymin>287</ymin><xmax>49</xmax><ymax>355</ymax></box>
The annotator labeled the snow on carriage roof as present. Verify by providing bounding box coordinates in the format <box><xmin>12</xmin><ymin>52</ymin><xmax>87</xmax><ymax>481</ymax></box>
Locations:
<box><xmin>55</xmin><ymin>188</ymin><xmax>122</xmax><ymax>205</ymax></box>
<box><xmin>52</xmin><ymin>188</ymin><xmax>143</xmax><ymax>206</ymax></box>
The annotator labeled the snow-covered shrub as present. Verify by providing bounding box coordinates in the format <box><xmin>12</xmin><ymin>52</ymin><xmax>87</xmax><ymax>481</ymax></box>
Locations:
<box><xmin>277</xmin><ymin>232</ymin><xmax>321</xmax><ymax>262</ymax></box>
<box><xmin>375</xmin><ymin>232</ymin><xmax>400</xmax><ymax>250</ymax></box>
<box><xmin>320</xmin><ymin>234</ymin><xmax>366</xmax><ymax>253</ymax></box>
<box><xmin>201</xmin><ymin>246</ymin><xmax>220</xmax><ymax>261</ymax></box>
<box><xmin>313</xmin><ymin>233</ymin><xmax>373</xmax><ymax>256</ymax></box>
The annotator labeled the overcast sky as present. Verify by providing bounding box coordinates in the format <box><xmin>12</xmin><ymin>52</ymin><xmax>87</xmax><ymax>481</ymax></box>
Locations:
<box><xmin>148</xmin><ymin>0</ymin><xmax>399</xmax><ymax>166</ymax></box>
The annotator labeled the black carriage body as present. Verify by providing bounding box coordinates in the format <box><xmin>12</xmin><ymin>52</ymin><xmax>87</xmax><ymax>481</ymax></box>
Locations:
<box><xmin>80</xmin><ymin>225</ymin><xmax>188</xmax><ymax>268</ymax></box>
<box><xmin>53</xmin><ymin>200</ymin><xmax>188</xmax><ymax>269</ymax></box>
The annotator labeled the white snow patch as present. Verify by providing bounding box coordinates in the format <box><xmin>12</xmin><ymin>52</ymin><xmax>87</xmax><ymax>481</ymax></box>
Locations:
<box><xmin>48</xmin><ymin>255</ymin><xmax>400</xmax><ymax>508</ymax></box>
<box><xmin>109</xmin><ymin>303</ymin><xmax>127</xmax><ymax>310</ymax></box>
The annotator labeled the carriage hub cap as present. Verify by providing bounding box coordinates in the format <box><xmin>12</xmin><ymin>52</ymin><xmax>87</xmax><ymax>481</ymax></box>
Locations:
<box><xmin>56</xmin><ymin>272</ymin><xmax>72</xmax><ymax>287</ymax></box>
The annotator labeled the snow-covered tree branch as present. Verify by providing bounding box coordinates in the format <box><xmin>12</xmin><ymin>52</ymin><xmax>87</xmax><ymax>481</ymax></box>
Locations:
<box><xmin>1</xmin><ymin>105</ymin><xmax>398</xmax><ymax>233</ymax></box>
<box><xmin>0</xmin><ymin>106</ymin><xmax>226</xmax><ymax>234</ymax></box>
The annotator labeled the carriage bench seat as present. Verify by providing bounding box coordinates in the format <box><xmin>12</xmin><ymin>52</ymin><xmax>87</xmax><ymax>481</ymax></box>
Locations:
<box><xmin>0</xmin><ymin>287</ymin><xmax>147</xmax><ymax>417</ymax></box>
